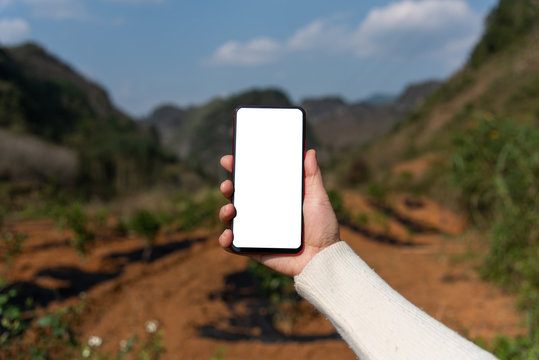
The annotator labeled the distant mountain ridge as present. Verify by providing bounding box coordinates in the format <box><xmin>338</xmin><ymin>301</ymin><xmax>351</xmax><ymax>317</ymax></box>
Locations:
<box><xmin>300</xmin><ymin>80</ymin><xmax>441</xmax><ymax>151</ymax></box>
<box><xmin>145</xmin><ymin>89</ymin><xmax>319</xmax><ymax>177</ymax></box>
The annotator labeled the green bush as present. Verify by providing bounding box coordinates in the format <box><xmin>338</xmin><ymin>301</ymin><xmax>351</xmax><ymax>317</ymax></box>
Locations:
<box><xmin>476</xmin><ymin>333</ymin><xmax>539</xmax><ymax>360</ymax></box>
<box><xmin>247</xmin><ymin>260</ymin><xmax>299</xmax><ymax>324</ymax></box>
<box><xmin>69</xmin><ymin>204</ymin><xmax>94</xmax><ymax>255</ymax></box>
<box><xmin>0</xmin><ymin>284</ymin><xmax>27</xmax><ymax>347</ymax></box>
<box><xmin>365</xmin><ymin>182</ymin><xmax>388</xmax><ymax>203</ymax></box>
<box><xmin>129</xmin><ymin>210</ymin><xmax>161</xmax><ymax>261</ymax></box>
<box><xmin>452</xmin><ymin>117</ymin><xmax>539</xmax><ymax>352</ymax></box>
<box><xmin>490</xmin><ymin>334</ymin><xmax>539</xmax><ymax>360</ymax></box>
<box><xmin>327</xmin><ymin>188</ymin><xmax>349</xmax><ymax>222</ymax></box>
<box><xmin>174</xmin><ymin>190</ymin><xmax>224</xmax><ymax>231</ymax></box>
<box><xmin>1</xmin><ymin>232</ymin><xmax>26</xmax><ymax>265</ymax></box>
<box><xmin>56</xmin><ymin>203</ymin><xmax>94</xmax><ymax>255</ymax></box>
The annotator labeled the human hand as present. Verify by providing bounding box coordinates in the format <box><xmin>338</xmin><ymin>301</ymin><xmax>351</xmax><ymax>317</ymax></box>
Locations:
<box><xmin>218</xmin><ymin>149</ymin><xmax>340</xmax><ymax>277</ymax></box>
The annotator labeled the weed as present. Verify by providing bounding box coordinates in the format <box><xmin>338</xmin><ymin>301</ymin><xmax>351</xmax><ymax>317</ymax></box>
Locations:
<box><xmin>210</xmin><ymin>346</ymin><xmax>226</xmax><ymax>360</ymax></box>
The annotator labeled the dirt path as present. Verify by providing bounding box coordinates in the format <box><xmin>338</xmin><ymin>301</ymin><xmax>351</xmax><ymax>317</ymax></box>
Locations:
<box><xmin>2</xmin><ymin>193</ymin><xmax>526</xmax><ymax>359</ymax></box>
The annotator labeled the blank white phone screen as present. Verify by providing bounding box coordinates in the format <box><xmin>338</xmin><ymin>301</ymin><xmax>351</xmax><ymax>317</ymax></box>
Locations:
<box><xmin>232</xmin><ymin>107</ymin><xmax>304</xmax><ymax>250</ymax></box>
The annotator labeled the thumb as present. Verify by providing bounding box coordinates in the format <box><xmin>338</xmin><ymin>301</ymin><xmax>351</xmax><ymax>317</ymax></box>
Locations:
<box><xmin>304</xmin><ymin>149</ymin><xmax>329</xmax><ymax>201</ymax></box>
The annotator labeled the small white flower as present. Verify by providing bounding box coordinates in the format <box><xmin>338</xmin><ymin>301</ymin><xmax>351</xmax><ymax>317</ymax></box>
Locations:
<box><xmin>79</xmin><ymin>291</ymin><xmax>87</xmax><ymax>300</ymax></box>
<box><xmin>88</xmin><ymin>335</ymin><xmax>103</xmax><ymax>347</ymax></box>
<box><xmin>120</xmin><ymin>339</ymin><xmax>128</xmax><ymax>352</ymax></box>
<box><xmin>144</xmin><ymin>320</ymin><xmax>158</xmax><ymax>334</ymax></box>
<box><xmin>81</xmin><ymin>346</ymin><xmax>91</xmax><ymax>358</ymax></box>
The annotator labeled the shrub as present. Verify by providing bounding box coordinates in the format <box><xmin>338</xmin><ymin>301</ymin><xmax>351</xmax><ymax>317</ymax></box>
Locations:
<box><xmin>64</xmin><ymin>203</ymin><xmax>95</xmax><ymax>255</ymax></box>
<box><xmin>129</xmin><ymin>210</ymin><xmax>161</xmax><ymax>261</ymax></box>
<box><xmin>0</xmin><ymin>284</ymin><xmax>27</xmax><ymax>347</ymax></box>
<box><xmin>1</xmin><ymin>232</ymin><xmax>26</xmax><ymax>265</ymax></box>
<box><xmin>365</xmin><ymin>182</ymin><xmax>388</xmax><ymax>203</ymax></box>
<box><xmin>174</xmin><ymin>190</ymin><xmax>224</xmax><ymax>231</ymax></box>
<box><xmin>247</xmin><ymin>260</ymin><xmax>299</xmax><ymax>326</ymax></box>
<box><xmin>326</xmin><ymin>188</ymin><xmax>349</xmax><ymax>222</ymax></box>
<box><xmin>452</xmin><ymin>117</ymin><xmax>539</xmax><ymax>351</ymax></box>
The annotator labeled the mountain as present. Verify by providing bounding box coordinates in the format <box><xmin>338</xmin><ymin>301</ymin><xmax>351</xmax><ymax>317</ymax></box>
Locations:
<box><xmin>146</xmin><ymin>104</ymin><xmax>186</xmax><ymax>146</ymax></box>
<box><xmin>146</xmin><ymin>89</ymin><xmax>320</xmax><ymax>177</ymax></box>
<box><xmin>147</xmin><ymin>81</ymin><xmax>439</xmax><ymax>176</ymax></box>
<box><xmin>300</xmin><ymin>80</ymin><xmax>441</xmax><ymax>151</ymax></box>
<box><xmin>361</xmin><ymin>0</ymin><xmax>539</xmax><ymax>179</ymax></box>
<box><xmin>0</xmin><ymin>42</ymin><xmax>170</xmax><ymax>196</ymax></box>
<box><xmin>359</xmin><ymin>93</ymin><xmax>396</xmax><ymax>106</ymax></box>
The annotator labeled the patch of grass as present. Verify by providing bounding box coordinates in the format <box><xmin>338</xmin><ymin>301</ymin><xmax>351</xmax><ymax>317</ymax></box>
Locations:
<box><xmin>1</xmin><ymin>299</ymin><xmax>166</xmax><ymax>359</ymax></box>
<box><xmin>452</xmin><ymin>117</ymin><xmax>539</xmax><ymax>345</ymax></box>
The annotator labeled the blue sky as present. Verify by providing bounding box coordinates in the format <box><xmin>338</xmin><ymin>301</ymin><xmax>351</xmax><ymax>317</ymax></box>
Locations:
<box><xmin>0</xmin><ymin>0</ymin><xmax>496</xmax><ymax>117</ymax></box>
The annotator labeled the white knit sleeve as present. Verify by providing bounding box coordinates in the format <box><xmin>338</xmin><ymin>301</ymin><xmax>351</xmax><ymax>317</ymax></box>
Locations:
<box><xmin>294</xmin><ymin>241</ymin><xmax>498</xmax><ymax>360</ymax></box>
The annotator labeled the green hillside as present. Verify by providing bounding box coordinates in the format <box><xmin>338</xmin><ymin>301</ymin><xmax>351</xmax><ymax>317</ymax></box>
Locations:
<box><xmin>357</xmin><ymin>1</ymin><xmax>539</xmax><ymax>355</ymax></box>
<box><xmin>0</xmin><ymin>43</ymin><xmax>171</xmax><ymax>197</ymax></box>
<box><xmin>363</xmin><ymin>0</ymin><xmax>539</xmax><ymax>179</ymax></box>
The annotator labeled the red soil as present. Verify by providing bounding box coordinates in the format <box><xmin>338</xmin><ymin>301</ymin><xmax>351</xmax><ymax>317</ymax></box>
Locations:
<box><xmin>1</xmin><ymin>193</ymin><xmax>526</xmax><ymax>359</ymax></box>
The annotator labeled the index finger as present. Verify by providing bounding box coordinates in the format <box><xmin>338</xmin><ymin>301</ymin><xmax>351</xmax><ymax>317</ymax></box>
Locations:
<box><xmin>220</xmin><ymin>155</ymin><xmax>233</xmax><ymax>173</ymax></box>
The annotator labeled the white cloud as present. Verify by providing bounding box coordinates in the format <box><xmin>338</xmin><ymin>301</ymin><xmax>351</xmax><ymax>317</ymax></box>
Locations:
<box><xmin>287</xmin><ymin>17</ymin><xmax>351</xmax><ymax>52</ymax></box>
<box><xmin>208</xmin><ymin>0</ymin><xmax>483</xmax><ymax>67</ymax></box>
<box><xmin>0</xmin><ymin>18</ymin><xmax>30</xmax><ymax>44</ymax></box>
<box><xmin>353</xmin><ymin>0</ymin><xmax>481</xmax><ymax>58</ymax></box>
<box><xmin>210</xmin><ymin>37</ymin><xmax>281</xmax><ymax>66</ymax></box>
<box><xmin>23</xmin><ymin>0</ymin><xmax>90</xmax><ymax>21</ymax></box>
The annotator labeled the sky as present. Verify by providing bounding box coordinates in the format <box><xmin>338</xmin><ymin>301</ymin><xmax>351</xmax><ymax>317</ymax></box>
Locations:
<box><xmin>0</xmin><ymin>0</ymin><xmax>497</xmax><ymax>117</ymax></box>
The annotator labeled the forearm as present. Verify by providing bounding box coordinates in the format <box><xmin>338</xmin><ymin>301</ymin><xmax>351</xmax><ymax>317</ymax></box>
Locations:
<box><xmin>294</xmin><ymin>242</ymin><xmax>497</xmax><ymax>360</ymax></box>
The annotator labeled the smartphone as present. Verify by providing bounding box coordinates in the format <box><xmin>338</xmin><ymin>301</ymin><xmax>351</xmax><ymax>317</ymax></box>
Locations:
<box><xmin>231</xmin><ymin>106</ymin><xmax>306</xmax><ymax>254</ymax></box>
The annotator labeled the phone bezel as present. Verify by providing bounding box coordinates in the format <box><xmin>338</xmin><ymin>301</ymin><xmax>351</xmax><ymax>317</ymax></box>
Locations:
<box><xmin>230</xmin><ymin>105</ymin><xmax>306</xmax><ymax>255</ymax></box>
